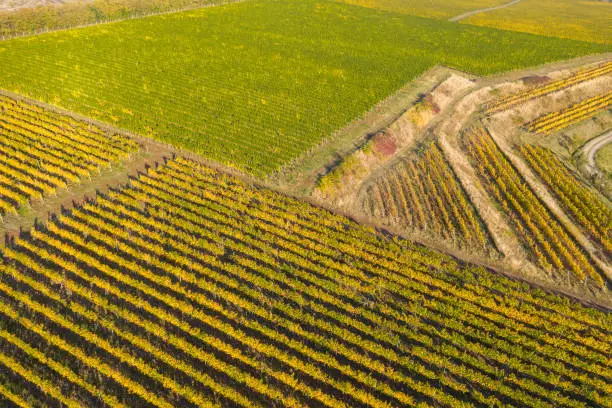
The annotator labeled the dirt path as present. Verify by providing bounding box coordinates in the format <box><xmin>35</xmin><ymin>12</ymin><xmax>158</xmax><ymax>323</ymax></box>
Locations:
<box><xmin>582</xmin><ymin>129</ymin><xmax>612</xmax><ymax>174</ymax></box>
<box><xmin>0</xmin><ymin>140</ymin><xmax>172</xmax><ymax>246</ymax></box>
<box><xmin>448</xmin><ymin>0</ymin><xmax>521</xmax><ymax>22</ymax></box>
<box><xmin>434</xmin><ymin>87</ymin><xmax>532</xmax><ymax>268</ymax></box>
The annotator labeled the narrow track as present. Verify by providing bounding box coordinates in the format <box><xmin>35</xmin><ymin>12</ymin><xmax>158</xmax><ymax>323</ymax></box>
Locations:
<box><xmin>448</xmin><ymin>0</ymin><xmax>521</xmax><ymax>22</ymax></box>
<box><xmin>582</xmin><ymin>129</ymin><xmax>612</xmax><ymax>174</ymax></box>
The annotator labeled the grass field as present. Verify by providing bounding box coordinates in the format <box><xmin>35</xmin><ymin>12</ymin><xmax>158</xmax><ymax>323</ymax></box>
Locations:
<box><xmin>1</xmin><ymin>155</ymin><xmax>611</xmax><ymax>407</ymax></box>
<box><xmin>0</xmin><ymin>0</ymin><xmax>607</xmax><ymax>176</ymax></box>
<box><xmin>596</xmin><ymin>142</ymin><xmax>612</xmax><ymax>173</ymax></box>
<box><xmin>463</xmin><ymin>0</ymin><xmax>612</xmax><ymax>44</ymax></box>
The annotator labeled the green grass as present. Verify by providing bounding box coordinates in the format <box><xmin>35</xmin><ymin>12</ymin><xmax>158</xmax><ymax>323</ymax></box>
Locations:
<box><xmin>463</xmin><ymin>0</ymin><xmax>612</xmax><ymax>44</ymax></box>
<box><xmin>596</xmin><ymin>142</ymin><xmax>612</xmax><ymax>174</ymax></box>
<box><xmin>0</xmin><ymin>0</ymin><xmax>607</xmax><ymax>175</ymax></box>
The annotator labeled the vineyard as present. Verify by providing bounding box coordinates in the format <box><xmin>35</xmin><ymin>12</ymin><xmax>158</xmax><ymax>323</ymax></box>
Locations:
<box><xmin>0</xmin><ymin>156</ymin><xmax>611</xmax><ymax>407</ymax></box>
<box><xmin>462</xmin><ymin>125</ymin><xmax>604</xmax><ymax>286</ymax></box>
<box><xmin>0</xmin><ymin>0</ymin><xmax>606</xmax><ymax>175</ymax></box>
<box><xmin>461</xmin><ymin>0</ymin><xmax>612</xmax><ymax>44</ymax></box>
<box><xmin>361</xmin><ymin>142</ymin><xmax>490</xmax><ymax>250</ymax></box>
<box><xmin>0</xmin><ymin>95</ymin><xmax>138</xmax><ymax>217</ymax></box>
<box><xmin>0</xmin><ymin>0</ymin><xmax>610</xmax><ymax>405</ymax></box>
<box><xmin>485</xmin><ymin>62</ymin><xmax>612</xmax><ymax>114</ymax></box>
<box><xmin>524</xmin><ymin>90</ymin><xmax>612</xmax><ymax>135</ymax></box>
<box><xmin>520</xmin><ymin>144</ymin><xmax>612</xmax><ymax>256</ymax></box>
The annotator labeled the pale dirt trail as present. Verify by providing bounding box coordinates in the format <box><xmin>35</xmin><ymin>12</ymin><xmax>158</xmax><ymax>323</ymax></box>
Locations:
<box><xmin>434</xmin><ymin>87</ymin><xmax>532</xmax><ymax>268</ymax></box>
<box><xmin>448</xmin><ymin>0</ymin><xmax>521</xmax><ymax>22</ymax></box>
<box><xmin>582</xmin><ymin>129</ymin><xmax>612</xmax><ymax>173</ymax></box>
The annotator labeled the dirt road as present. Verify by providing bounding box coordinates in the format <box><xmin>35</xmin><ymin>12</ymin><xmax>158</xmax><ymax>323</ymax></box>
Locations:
<box><xmin>448</xmin><ymin>0</ymin><xmax>521</xmax><ymax>22</ymax></box>
<box><xmin>582</xmin><ymin>129</ymin><xmax>612</xmax><ymax>173</ymax></box>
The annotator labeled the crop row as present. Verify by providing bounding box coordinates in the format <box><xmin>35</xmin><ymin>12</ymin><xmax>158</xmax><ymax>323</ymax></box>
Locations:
<box><xmin>0</xmin><ymin>95</ymin><xmax>138</xmax><ymax>217</ymax></box>
<box><xmin>361</xmin><ymin>142</ymin><xmax>490</xmax><ymax>249</ymax></box>
<box><xmin>1</xmin><ymin>156</ymin><xmax>610</xmax><ymax>407</ymax></box>
<box><xmin>485</xmin><ymin>62</ymin><xmax>612</xmax><ymax>114</ymax></box>
<box><xmin>462</xmin><ymin>126</ymin><xmax>604</xmax><ymax>286</ymax></box>
<box><xmin>164</xmin><ymin>159</ymin><xmax>605</xmax><ymax>332</ymax></box>
<box><xmin>524</xmin><ymin>91</ymin><xmax>612</xmax><ymax>135</ymax></box>
<box><xmin>520</xmin><ymin>144</ymin><xmax>611</xmax><ymax>256</ymax></box>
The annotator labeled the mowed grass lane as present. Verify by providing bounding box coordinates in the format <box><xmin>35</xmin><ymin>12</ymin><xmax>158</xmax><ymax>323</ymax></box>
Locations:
<box><xmin>0</xmin><ymin>0</ymin><xmax>607</xmax><ymax>175</ymax></box>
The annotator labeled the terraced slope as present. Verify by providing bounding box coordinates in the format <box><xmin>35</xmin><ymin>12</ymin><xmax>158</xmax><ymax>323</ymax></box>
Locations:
<box><xmin>0</xmin><ymin>156</ymin><xmax>610</xmax><ymax>407</ymax></box>
<box><xmin>524</xmin><ymin>91</ymin><xmax>612</xmax><ymax>135</ymax></box>
<box><xmin>462</xmin><ymin>126</ymin><xmax>604</xmax><ymax>286</ymax></box>
<box><xmin>485</xmin><ymin>62</ymin><xmax>612</xmax><ymax>114</ymax></box>
<box><xmin>0</xmin><ymin>0</ymin><xmax>606</xmax><ymax>175</ymax></box>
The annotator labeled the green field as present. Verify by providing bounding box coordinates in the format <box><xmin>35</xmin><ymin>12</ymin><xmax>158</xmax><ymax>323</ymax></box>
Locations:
<box><xmin>0</xmin><ymin>0</ymin><xmax>607</xmax><ymax>175</ymax></box>
<box><xmin>340</xmin><ymin>0</ymin><xmax>612</xmax><ymax>44</ymax></box>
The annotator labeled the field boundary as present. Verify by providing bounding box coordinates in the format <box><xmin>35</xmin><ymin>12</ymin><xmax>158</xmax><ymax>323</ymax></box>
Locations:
<box><xmin>270</xmin><ymin>66</ymin><xmax>473</xmax><ymax>194</ymax></box>
<box><xmin>272</xmin><ymin>54</ymin><xmax>612</xmax><ymax>197</ymax></box>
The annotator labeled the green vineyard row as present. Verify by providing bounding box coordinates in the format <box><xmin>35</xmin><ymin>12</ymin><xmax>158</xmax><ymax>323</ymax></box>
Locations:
<box><xmin>0</xmin><ymin>95</ymin><xmax>138</xmax><ymax>216</ymax></box>
<box><xmin>0</xmin><ymin>0</ymin><xmax>606</xmax><ymax>175</ymax></box>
